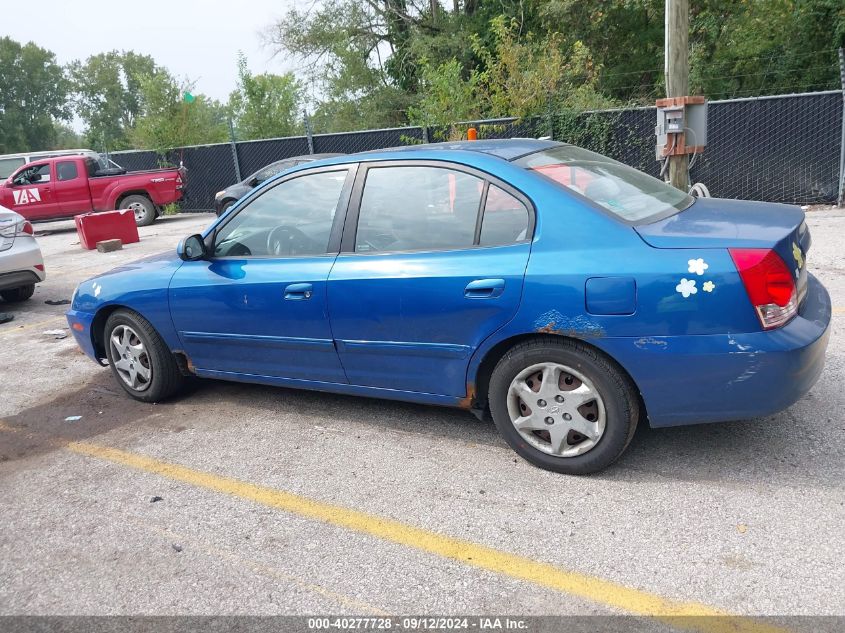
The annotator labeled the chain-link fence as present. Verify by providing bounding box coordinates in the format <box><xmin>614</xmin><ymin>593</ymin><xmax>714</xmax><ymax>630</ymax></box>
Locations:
<box><xmin>111</xmin><ymin>90</ymin><xmax>844</xmax><ymax>212</ymax></box>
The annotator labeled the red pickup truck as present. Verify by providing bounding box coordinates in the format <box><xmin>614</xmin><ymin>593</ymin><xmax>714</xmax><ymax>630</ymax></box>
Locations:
<box><xmin>0</xmin><ymin>154</ymin><xmax>186</xmax><ymax>226</ymax></box>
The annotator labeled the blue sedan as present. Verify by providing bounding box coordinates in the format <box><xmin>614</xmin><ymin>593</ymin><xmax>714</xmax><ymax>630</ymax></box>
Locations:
<box><xmin>67</xmin><ymin>140</ymin><xmax>831</xmax><ymax>474</ymax></box>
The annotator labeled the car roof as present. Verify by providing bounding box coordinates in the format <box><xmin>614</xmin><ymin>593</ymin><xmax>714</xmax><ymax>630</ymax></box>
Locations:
<box><xmin>0</xmin><ymin>149</ymin><xmax>96</xmax><ymax>161</ymax></box>
<box><xmin>367</xmin><ymin>138</ymin><xmax>562</xmax><ymax>161</ymax></box>
<box><xmin>265</xmin><ymin>153</ymin><xmax>343</xmax><ymax>167</ymax></box>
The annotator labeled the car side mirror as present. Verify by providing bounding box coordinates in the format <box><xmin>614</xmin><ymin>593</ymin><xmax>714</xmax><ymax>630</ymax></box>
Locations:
<box><xmin>177</xmin><ymin>234</ymin><xmax>207</xmax><ymax>261</ymax></box>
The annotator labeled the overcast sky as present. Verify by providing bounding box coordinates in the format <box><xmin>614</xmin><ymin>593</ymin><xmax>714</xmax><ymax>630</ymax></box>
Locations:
<box><xmin>3</xmin><ymin>0</ymin><xmax>299</xmax><ymax>104</ymax></box>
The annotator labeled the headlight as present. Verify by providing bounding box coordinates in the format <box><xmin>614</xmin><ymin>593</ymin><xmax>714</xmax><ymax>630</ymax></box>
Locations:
<box><xmin>215</xmin><ymin>190</ymin><xmax>226</xmax><ymax>199</ymax></box>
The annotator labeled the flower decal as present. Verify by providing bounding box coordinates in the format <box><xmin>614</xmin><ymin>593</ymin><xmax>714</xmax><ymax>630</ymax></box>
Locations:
<box><xmin>702</xmin><ymin>280</ymin><xmax>716</xmax><ymax>293</ymax></box>
<box><xmin>688</xmin><ymin>258</ymin><xmax>709</xmax><ymax>276</ymax></box>
<box><xmin>676</xmin><ymin>278</ymin><xmax>697</xmax><ymax>298</ymax></box>
<box><xmin>792</xmin><ymin>242</ymin><xmax>804</xmax><ymax>269</ymax></box>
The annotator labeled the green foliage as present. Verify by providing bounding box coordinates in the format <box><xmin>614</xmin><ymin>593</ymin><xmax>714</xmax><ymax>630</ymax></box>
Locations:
<box><xmin>229</xmin><ymin>53</ymin><xmax>302</xmax><ymax>140</ymax></box>
<box><xmin>161</xmin><ymin>202</ymin><xmax>180</xmax><ymax>216</ymax></box>
<box><xmin>407</xmin><ymin>58</ymin><xmax>483</xmax><ymax>127</ymax></box>
<box><xmin>0</xmin><ymin>37</ymin><xmax>70</xmax><ymax>153</ymax></box>
<box><xmin>70</xmin><ymin>51</ymin><xmax>157</xmax><ymax>151</ymax></box>
<box><xmin>52</xmin><ymin>123</ymin><xmax>84</xmax><ymax>149</ymax></box>
<box><xmin>130</xmin><ymin>70</ymin><xmax>227</xmax><ymax>155</ymax></box>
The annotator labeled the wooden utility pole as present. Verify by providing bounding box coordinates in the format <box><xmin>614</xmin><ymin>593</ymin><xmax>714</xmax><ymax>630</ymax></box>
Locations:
<box><xmin>665</xmin><ymin>0</ymin><xmax>690</xmax><ymax>191</ymax></box>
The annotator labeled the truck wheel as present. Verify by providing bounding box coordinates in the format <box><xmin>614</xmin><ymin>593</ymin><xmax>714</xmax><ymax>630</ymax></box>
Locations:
<box><xmin>123</xmin><ymin>195</ymin><xmax>156</xmax><ymax>227</ymax></box>
<box><xmin>0</xmin><ymin>284</ymin><xmax>35</xmax><ymax>303</ymax></box>
<box><xmin>488</xmin><ymin>337</ymin><xmax>639</xmax><ymax>475</ymax></box>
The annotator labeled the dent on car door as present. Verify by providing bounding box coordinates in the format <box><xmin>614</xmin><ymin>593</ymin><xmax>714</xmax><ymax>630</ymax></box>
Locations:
<box><xmin>168</xmin><ymin>166</ymin><xmax>356</xmax><ymax>382</ymax></box>
<box><xmin>327</xmin><ymin>162</ymin><xmax>534</xmax><ymax>397</ymax></box>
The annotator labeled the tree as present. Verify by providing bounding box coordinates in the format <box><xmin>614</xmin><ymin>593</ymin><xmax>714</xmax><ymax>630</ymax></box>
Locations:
<box><xmin>0</xmin><ymin>37</ymin><xmax>70</xmax><ymax>153</ymax></box>
<box><xmin>130</xmin><ymin>69</ymin><xmax>227</xmax><ymax>154</ymax></box>
<box><xmin>266</xmin><ymin>0</ymin><xmax>419</xmax><ymax>132</ymax></box>
<box><xmin>70</xmin><ymin>51</ymin><xmax>158</xmax><ymax>150</ymax></box>
<box><xmin>228</xmin><ymin>53</ymin><xmax>302</xmax><ymax>140</ymax></box>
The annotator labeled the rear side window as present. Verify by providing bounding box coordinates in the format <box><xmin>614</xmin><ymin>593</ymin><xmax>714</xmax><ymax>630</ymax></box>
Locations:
<box><xmin>56</xmin><ymin>161</ymin><xmax>78</xmax><ymax>181</ymax></box>
<box><xmin>355</xmin><ymin>166</ymin><xmax>483</xmax><ymax>253</ymax></box>
<box><xmin>515</xmin><ymin>145</ymin><xmax>693</xmax><ymax>223</ymax></box>
<box><xmin>479</xmin><ymin>185</ymin><xmax>530</xmax><ymax>246</ymax></box>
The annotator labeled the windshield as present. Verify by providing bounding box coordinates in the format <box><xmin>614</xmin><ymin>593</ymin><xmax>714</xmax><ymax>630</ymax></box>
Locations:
<box><xmin>514</xmin><ymin>145</ymin><xmax>693</xmax><ymax>223</ymax></box>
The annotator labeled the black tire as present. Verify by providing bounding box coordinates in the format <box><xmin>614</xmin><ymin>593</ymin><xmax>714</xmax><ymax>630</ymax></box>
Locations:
<box><xmin>488</xmin><ymin>337</ymin><xmax>639</xmax><ymax>475</ymax></box>
<box><xmin>122</xmin><ymin>194</ymin><xmax>157</xmax><ymax>227</ymax></box>
<box><xmin>216</xmin><ymin>199</ymin><xmax>235</xmax><ymax>217</ymax></box>
<box><xmin>104</xmin><ymin>309</ymin><xmax>184</xmax><ymax>402</ymax></box>
<box><xmin>1</xmin><ymin>284</ymin><xmax>35</xmax><ymax>302</ymax></box>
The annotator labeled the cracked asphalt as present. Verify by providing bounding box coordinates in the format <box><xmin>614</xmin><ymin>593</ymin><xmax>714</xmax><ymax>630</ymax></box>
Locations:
<box><xmin>0</xmin><ymin>210</ymin><xmax>843</xmax><ymax>622</ymax></box>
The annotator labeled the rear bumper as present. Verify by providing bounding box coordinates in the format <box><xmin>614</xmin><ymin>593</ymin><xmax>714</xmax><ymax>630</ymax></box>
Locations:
<box><xmin>599</xmin><ymin>274</ymin><xmax>831</xmax><ymax>428</ymax></box>
<box><xmin>0</xmin><ymin>238</ymin><xmax>45</xmax><ymax>290</ymax></box>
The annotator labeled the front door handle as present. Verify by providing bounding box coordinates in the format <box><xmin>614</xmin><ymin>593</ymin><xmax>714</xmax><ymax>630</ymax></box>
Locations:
<box><xmin>284</xmin><ymin>283</ymin><xmax>313</xmax><ymax>300</ymax></box>
<box><xmin>464</xmin><ymin>278</ymin><xmax>505</xmax><ymax>299</ymax></box>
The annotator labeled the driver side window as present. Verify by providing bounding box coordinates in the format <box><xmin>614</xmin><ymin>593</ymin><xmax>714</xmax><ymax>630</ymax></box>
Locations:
<box><xmin>213</xmin><ymin>169</ymin><xmax>350</xmax><ymax>258</ymax></box>
<box><xmin>13</xmin><ymin>164</ymin><xmax>51</xmax><ymax>186</ymax></box>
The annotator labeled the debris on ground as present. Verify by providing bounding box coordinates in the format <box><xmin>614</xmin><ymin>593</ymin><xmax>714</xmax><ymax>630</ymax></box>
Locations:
<box><xmin>96</xmin><ymin>239</ymin><xmax>123</xmax><ymax>253</ymax></box>
<box><xmin>64</xmin><ymin>415</ymin><xmax>82</xmax><ymax>422</ymax></box>
<box><xmin>150</xmin><ymin>496</ymin><xmax>164</xmax><ymax>503</ymax></box>
<box><xmin>0</xmin><ymin>313</ymin><xmax>14</xmax><ymax>324</ymax></box>
<box><xmin>45</xmin><ymin>299</ymin><xmax>71</xmax><ymax>306</ymax></box>
<box><xmin>43</xmin><ymin>329</ymin><xmax>68</xmax><ymax>339</ymax></box>
<box><xmin>171</xmin><ymin>544</ymin><xmax>183</xmax><ymax>553</ymax></box>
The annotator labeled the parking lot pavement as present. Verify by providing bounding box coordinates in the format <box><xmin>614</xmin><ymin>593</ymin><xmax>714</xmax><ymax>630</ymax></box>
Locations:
<box><xmin>1</xmin><ymin>210</ymin><xmax>843</xmax><ymax>622</ymax></box>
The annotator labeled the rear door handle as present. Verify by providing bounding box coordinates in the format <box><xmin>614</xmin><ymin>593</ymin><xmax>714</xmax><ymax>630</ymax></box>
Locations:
<box><xmin>284</xmin><ymin>283</ymin><xmax>313</xmax><ymax>300</ymax></box>
<box><xmin>464</xmin><ymin>278</ymin><xmax>505</xmax><ymax>299</ymax></box>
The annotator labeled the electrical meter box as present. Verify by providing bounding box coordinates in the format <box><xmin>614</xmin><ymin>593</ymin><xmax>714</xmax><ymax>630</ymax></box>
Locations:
<box><xmin>655</xmin><ymin>96</ymin><xmax>707</xmax><ymax>159</ymax></box>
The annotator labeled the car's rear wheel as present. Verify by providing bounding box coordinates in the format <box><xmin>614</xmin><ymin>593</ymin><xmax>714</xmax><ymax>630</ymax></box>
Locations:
<box><xmin>488</xmin><ymin>337</ymin><xmax>639</xmax><ymax>474</ymax></box>
<box><xmin>0</xmin><ymin>284</ymin><xmax>35</xmax><ymax>302</ymax></box>
<box><xmin>122</xmin><ymin>195</ymin><xmax>156</xmax><ymax>227</ymax></box>
<box><xmin>104</xmin><ymin>309</ymin><xmax>184</xmax><ymax>402</ymax></box>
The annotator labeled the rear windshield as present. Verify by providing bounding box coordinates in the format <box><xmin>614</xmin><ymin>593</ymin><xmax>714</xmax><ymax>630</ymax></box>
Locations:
<box><xmin>514</xmin><ymin>145</ymin><xmax>693</xmax><ymax>223</ymax></box>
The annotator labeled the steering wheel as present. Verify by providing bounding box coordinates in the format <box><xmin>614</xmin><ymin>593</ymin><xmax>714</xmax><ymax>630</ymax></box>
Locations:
<box><xmin>266</xmin><ymin>225</ymin><xmax>311</xmax><ymax>256</ymax></box>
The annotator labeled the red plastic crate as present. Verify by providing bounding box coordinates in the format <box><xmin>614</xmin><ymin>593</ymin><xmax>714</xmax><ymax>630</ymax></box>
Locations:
<box><xmin>74</xmin><ymin>210</ymin><xmax>140</xmax><ymax>250</ymax></box>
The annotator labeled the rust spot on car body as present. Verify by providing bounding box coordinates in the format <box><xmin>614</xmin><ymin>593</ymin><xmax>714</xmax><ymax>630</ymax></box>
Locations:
<box><xmin>458</xmin><ymin>382</ymin><xmax>476</xmax><ymax>409</ymax></box>
<box><xmin>533</xmin><ymin>310</ymin><xmax>605</xmax><ymax>338</ymax></box>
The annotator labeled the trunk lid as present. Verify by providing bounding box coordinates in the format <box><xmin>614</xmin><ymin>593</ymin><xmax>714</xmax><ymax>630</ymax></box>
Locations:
<box><xmin>635</xmin><ymin>197</ymin><xmax>811</xmax><ymax>304</ymax></box>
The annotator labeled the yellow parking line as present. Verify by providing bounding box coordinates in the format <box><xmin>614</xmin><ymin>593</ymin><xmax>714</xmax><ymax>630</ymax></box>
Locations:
<box><xmin>833</xmin><ymin>307</ymin><xmax>845</xmax><ymax>315</ymax></box>
<box><xmin>0</xmin><ymin>421</ymin><xmax>787</xmax><ymax>632</ymax></box>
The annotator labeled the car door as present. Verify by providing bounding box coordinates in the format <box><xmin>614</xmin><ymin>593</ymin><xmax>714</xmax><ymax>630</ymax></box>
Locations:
<box><xmin>169</xmin><ymin>165</ymin><xmax>356</xmax><ymax>382</ymax></box>
<box><xmin>54</xmin><ymin>159</ymin><xmax>94</xmax><ymax>214</ymax></box>
<box><xmin>327</xmin><ymin>161</ymin><xmax>534</xmax><ymax>397</ymax></box>
<box><xmin>7</xmin><ymin>163</ymin><xmax>61</xmax><ymax>220</ymax></box>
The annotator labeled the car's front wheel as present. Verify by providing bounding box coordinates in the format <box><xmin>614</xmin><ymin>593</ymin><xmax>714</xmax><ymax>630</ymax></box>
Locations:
<box><xmin>488</xmin><ymin>338</ymin><xmax>639</xmax><ymax>474</ymax></box>
<box><xmin>104</xmin><ymin>309</ymin><xmax>184</xmax><ymax>402</ymax></box>
<box><xmin>0</xmin><ymin>284</ymin><xmax>35</xmax><ymax>302</ymax></box>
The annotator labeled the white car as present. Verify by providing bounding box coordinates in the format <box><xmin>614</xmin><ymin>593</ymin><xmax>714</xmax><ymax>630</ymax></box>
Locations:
<box><xmin>0</xmin><ymin>204</ymin><xmax>45</xmax><ymax>302</ymax></box>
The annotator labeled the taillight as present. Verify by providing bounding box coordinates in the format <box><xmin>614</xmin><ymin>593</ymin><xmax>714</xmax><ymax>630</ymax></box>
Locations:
<box><xmin>729</xmin><ymin>248</ymin><xmax>797</xmax><ymax>330</ymax></box>
<box><xmin>21</xmin><ymin>221</ymin><xmax>33</xmax><ymax>235</ymax></box>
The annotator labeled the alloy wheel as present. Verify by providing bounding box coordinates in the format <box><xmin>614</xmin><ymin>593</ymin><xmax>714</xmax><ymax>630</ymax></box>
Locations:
<box><xmin>506</xmin><ymin>362</ymin><xmax>606</xmax><ymax>457</ymax></box>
